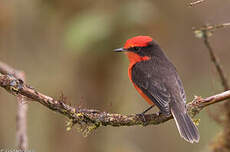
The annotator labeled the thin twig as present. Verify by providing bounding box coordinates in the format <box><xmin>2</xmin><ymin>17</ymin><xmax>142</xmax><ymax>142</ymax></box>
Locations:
<box><xmin>1</xmin><ymin>74</ymin><xmax>230</xmax><ymax>136</ymax></box>
<box><xmin>189</xmin><ymin>0</ymin><xmax>205</xmax><ymax>7</ymax></box>
<box><xmin>0</xmin><ymin>62</ymin><xmax>28</xmax><ymax>150</ymax></box>
<box><xmin>193</xmin><ymin>23</ymin><xmax>230</xmax><ymax>90</ymax></box>
<box><xmin>195</xmin><ymin>24</ymin><xmax>230</xmax><ymax>151</ymax></box>
<box><xmin>193</xmin><ymin>23</ymin><xmax>230</xmax><ymax>32</ymax></box>
<box><xmin>203</xmin><ymin>33</ymin><xmax>229</xmax><ymax>90</ymax></box>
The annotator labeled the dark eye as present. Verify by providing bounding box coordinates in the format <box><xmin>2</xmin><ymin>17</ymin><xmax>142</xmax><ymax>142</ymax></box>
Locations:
<box><xmin>133</xmin><ymin>47</ymin><xmax>139</xmax><ymax>51</ymax></box>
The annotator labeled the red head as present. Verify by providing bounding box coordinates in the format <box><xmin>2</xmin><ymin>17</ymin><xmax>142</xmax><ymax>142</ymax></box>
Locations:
<box><xmin>114</xmin><ymin>35</ymin><xmax>161</xmax><ymax>57</ymax></box>
<box><xmin>123</xmin><ymin>36</ymin><xmax>153</xmax><ymax>49</ymax></box>
<box><xmin>114</xmin><ymin>36</ymin><xmax>162</xmax><ymax>65</ymax></box>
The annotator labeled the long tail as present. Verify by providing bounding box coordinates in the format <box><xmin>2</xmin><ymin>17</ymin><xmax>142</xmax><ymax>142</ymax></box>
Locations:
<box><xmin>171</xmin><ymin>107</ymin><xmax>200</xmax><ymax>143</ymax></box>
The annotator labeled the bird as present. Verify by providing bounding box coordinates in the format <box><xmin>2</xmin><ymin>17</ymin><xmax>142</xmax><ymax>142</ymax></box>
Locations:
<box><xmin>114</xmin><ymin>35</ymin><xmax>199</xmax><ymax>143</ymax></box>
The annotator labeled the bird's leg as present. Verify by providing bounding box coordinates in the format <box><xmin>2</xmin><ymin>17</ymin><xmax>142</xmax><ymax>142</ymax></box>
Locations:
<box><xmin>142</xmin><ymin>105</ymin><xmax>154</xmax><ymax>114</ymax></box>
<box><xmin>136</xmin><ymin>105</ymin><xmax>154</xmax><ymax>126</ymax></box>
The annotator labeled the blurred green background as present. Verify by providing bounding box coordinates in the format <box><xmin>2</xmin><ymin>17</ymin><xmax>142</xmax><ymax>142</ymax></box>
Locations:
<box><xmin>1</xmin><ymin>0</ymin><xmax>230</xmax><ymax>151</ymax></box>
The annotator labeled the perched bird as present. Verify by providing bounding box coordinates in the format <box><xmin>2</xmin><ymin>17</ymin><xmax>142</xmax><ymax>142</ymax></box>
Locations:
<box><xmin>114</xmin><ymin>36</ymin><xmax>199</xmax><ymax>143</ymax></box>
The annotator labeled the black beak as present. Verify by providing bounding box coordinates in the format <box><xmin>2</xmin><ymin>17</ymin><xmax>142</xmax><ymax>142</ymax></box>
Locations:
<box><xmin>113</xmin><ymin>48</ymin><xmax>127</xmax><ymax>52</ymax></box>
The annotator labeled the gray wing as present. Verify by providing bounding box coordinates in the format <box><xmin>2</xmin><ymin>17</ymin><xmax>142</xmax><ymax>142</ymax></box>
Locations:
<box><xmin>176</xmin><ymin>74</ymin><xmax>186</xmax><ymax>104</ymax></box>
<box><xmin>131</xmin><ymin>61</ymin><xmax>171</xmax><ymax>113</ymax></box>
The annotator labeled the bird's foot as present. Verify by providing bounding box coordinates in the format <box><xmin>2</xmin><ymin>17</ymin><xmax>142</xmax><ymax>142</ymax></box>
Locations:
<box><xmin>136</xmin><ymin>113</ymin><xmax>148</xmax><ymax>126</ymax></box>
<box><xmin>156</xmin><ymin>111</ymin><xmax>171</xmax><ymax>117</ymax></box>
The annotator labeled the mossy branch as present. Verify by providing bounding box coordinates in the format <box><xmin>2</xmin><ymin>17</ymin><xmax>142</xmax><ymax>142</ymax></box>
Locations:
<box><xmin>1</xmin><ymin>73</ymin><xmax>230</xmax><ymax>135</ymax></box>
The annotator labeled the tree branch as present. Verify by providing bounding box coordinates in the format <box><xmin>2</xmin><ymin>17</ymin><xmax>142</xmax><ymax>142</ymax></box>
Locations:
<box><xmin>193</xmin><ymin>23</ymin><xmax>230</xmax><ymax>151</ymax></box>
<box><xmin>0</xmin><ymin>62</ymin><xmax>28</xmax><ymax>150</ymax></box>
<box><xmin>1</xmin><ymin>73</ymin><xmax>230</xmax><ymax>135</ymax></box>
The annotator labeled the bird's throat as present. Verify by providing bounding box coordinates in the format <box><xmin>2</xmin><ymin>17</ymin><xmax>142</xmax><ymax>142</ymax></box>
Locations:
<box><xmin>126</xmin><ymin>51</ymin><xmax>150</xmax><ymax>84</ymax></box>
<box><xmin>126</xmin><ymin>52</ymin><xmax>150</xmax><ymax>68</ymax></box>
<box><xmin>126</xmin><ymin>52</ymin><xmax>153</xmax><ymax>105</ymax></box>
